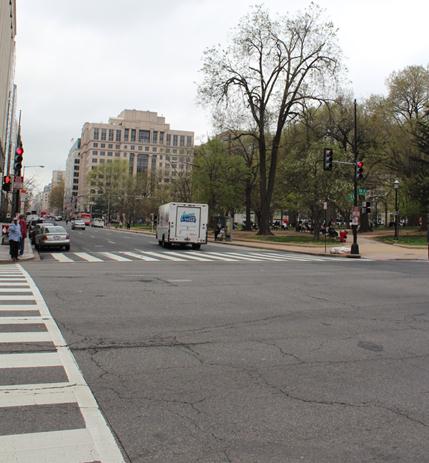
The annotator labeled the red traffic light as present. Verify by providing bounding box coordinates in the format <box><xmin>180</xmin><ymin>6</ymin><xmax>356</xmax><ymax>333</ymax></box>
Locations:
<box><xmin>356</xmin><ymin>161</ymin><xmax>364</xmax><ymax>168</ymax></box>
<box><xmin>16</xmin><ymin>146</ymin><xmax>24</xmax><ymax>156</ymax></box>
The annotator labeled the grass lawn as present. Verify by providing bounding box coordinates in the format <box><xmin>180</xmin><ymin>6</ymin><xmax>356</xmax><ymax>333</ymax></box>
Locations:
<box><xmin>254</xmin><ymin>234</ymin><xmax>339</xmax><ymax>245</ymax></box>
<box><xmin>377</xmin><ymin>235</ymin><xmax>427</xmax><ymax>246</ymax></box>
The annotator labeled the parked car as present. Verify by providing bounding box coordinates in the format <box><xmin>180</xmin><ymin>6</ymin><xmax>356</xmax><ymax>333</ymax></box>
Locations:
<box><xmin>91</xmin><ymin>218</ymin><xmax>104</xmax><ymax>228</ymax></box>
<box><xmin>55</xmin><ymin>215</ymin><xmax>63</xmax><ymax>221</ymax></box>
<box><xmin>34</xmin><ymin>225</ymin><xmax>70</xmax><ymax>251</ymax></box>
<box><xmin>29</xmin><ymin>219</ymin><xmax>55</xmax><ymax>244</ymax></box>
<box><xmin>71</xmin><ymin>219</ymin><xmax>85</xmax><ymax>230</ymax></box>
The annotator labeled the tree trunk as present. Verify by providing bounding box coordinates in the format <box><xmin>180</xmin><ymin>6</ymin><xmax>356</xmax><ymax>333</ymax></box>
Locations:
<box><xmin>244</xmin><ymin>182</ymin><xmax>252</xmax><ymax>231</ymax></box>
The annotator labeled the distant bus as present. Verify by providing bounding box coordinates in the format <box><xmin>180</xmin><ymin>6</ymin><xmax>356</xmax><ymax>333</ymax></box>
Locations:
<box><xmin>79</xmin><ymin>213</ymin><xmax>92</xmax><ymax>226</ymax></box>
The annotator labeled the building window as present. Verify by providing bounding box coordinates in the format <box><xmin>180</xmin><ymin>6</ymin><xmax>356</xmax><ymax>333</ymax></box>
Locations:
<box><xmin>152</xmin><ymin>131</ymin><xmax>158</xmax><ymax>144</ymax></box>
<box><xmin>124</xmin><ymin>128</ymin><xmax>129</xmax><ymax>141</ymax></box>
<box><xmin>74</xmin><ymin>159</ymin><xmax>80</xmax><ymax>164</ymax></box>
<box><xmin>137</xmin><ymin>154</ymin><xmax>148</xmax><ymax>173</ymax></box>
<box><xmin>115</xmin><ymin>130</ymin><xmax>121</xmax><ymax>142</ymax></box>
<box><xmin>186</xmin><ymin>136</ymin><xmax>192</xmax><ymax>146</ymax></box>
<box><xmin>173</xmin><ymin>149</ymin><xmax>177</xmax><ymax>154</ymax></box>
<box><xmin>124</xmin><ymin>145</ymin><xmax>128</xmax><ymax>149</ymax></box>
<box><xmin>173</xmin><ymin>135</ymin><xmax>178</xmax><ymax>146</ymax></box>
<box><xmin>100</xmin><ymin>143</ymin><xmax>105</xmax><ymax>148</ymax></box>
<box><xmin>101</xmin><ymin>129</ymin><xmax>107</xmax><ymax>141</ymax></box>
<box><xmin>73</xmin><ymin>178</ymin><xmax>79</xmax><ymax>184</ymax></box>
<box><xmin>100</xmin><ymin>151</ymin><xmax>105</xmax><ymax>156</ymax></box>
<box><xmin>166</xmin><ymin>148</ymin><xmax>171</xmax><ymax>153</ymax></box>
<box><xmin>138</xmin><ymin>146</ymin><xmax>143</xmax><ymax>151</ymax></box>
<box><xmin>93</xmin><ymin>143</ymin><xmax>98</xmax><ymax>147</ymax></box>
<box><xmin>93</xmin><ymin>128</ymin><xmax>99</xmax><ymax>140</ymax></box>
<box><xmin>152</xmin><ymin>147</ymin><xmax>157</xmax><ymax>152</ymax></box>
<box><xmin>129</xmin><ymin>154</ymin><xmax>135</xmax><ymax>174</ymax></box>
<box><xmin>99</xmin><ymin>159</ymin><xmax>105</xmax><ymax>163</ymax></box>
<box><xmin>115</xmin><ymin>152</ymin><xmax>120</xmax><ymax>157</ymax></box>
<box><xmin>92</xmin><ymin>150</ymin><xmax>97</xmax><ymax>155</ymax></box>
<box><xmin>160</xmin><ymin>132</ymin><xmax>164</xmax><ymax>144</ymax></box>
<box><xmin>116</xmin><ymin>144</ymin><xmax>120</xmax><ymax>149</ymax></box>
<box><xmin>131</xmin><ymin>129</ymin><xmax>136</xmax><ymax>142</ymax></box>
<box><xmin>145</xmin><ymin>146</ymin><xmax>149</xmax><ymax>151</ymax></box>
<box><xmin>108</xmin><ymin>152</ymin><xmax>113</xmax><ymax>156</ymax></box>
<box><xmin>139</xmin><ymin>130</ymin><xmax>150</xmax><ymax>143</ymax></box>
<box><xmin>180</xmin><ymin>135</ymin><xmax>185</xmax><ymax>146</ymax></box>
<box><xmin>108</xmin><ymin>144</ymin><xmax>113</xmax><ymax>149</ymax></box>
<box><xmin>151</xmin><ymin>155</ymin><xmax>157</xmax><ymax>173</ymax></box>
<box><xmin>92</xmin><ymin>158</ymin><xmax>98</xmax><ymax>163</ymax></box>
<box><xmin>166</xmin><ymin>134</ymin><xmax>171</xmax><ymax>146</ymax></box>
<box><xmin>108</xmin><ymin>129</ymin><xmax>114</xmax><ymax>141</ymax></box>
<box><xmin>130</xmin><ymin>145</ymin><xmax>135</xmax><ymax>151</ymax></box>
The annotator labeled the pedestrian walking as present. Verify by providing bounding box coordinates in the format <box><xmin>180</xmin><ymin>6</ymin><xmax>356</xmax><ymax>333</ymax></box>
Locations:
<box><xmin>9</xmin><ymin>217</ymin><xmax>21</xmax><ymax>262</ymax></box>
<box><xmin>18</xmin><ymin>215</ymin><xmax>27</xmax><ymax>256</ymax></box>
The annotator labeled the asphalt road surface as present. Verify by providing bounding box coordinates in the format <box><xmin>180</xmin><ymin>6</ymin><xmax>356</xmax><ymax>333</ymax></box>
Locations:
<box><xmin>11</xmin><ymin>226</ymin><xmax>429</xmax><ymax>461</ymax></box>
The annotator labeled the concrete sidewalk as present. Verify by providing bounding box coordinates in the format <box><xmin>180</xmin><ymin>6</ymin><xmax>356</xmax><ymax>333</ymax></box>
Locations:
<box><xmin>0</xmin><ymin>238</ymin><xmax>35</xmax><ymax>264</ymax></box>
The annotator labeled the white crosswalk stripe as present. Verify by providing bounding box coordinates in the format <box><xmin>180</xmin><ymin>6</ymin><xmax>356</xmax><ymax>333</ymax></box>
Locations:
<box><xmin>100</xmin><ymin>252</ymin><xmax>132</xmax><ymax>262</ymax></box>
<box><xmin>73</xmin><ymin>252</ymin><xmax>104</xmax><ymax>262</ymax></box>
<box><xmin>51</xmin><ymin>253</ymin><xmax>74</xmax><ymax>263</ymax></box>
<box><xmin>42</xmin><ymin>249</ymin><xmax>363</xmax><ymax>264</ymax></box>
<box><xmin>0</xmin><ymin>265</ymin><xmax>125</xmax><ymax>462</ymax></box>
<box><xmin>121</xmin><ymin>251</ymin><xmax>159</xmax><ymax>261</ymax></box>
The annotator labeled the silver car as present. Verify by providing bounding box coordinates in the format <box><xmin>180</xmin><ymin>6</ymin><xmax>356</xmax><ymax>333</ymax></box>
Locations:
<box><xmin>71</xmin><ymin>219</ymin><xmax>85</xmax><ymax>230</ymax></box>
<box><xmin>35</xmin><ymin>225</ymin><xmax>70</xmax><ymax>251</ymax></box>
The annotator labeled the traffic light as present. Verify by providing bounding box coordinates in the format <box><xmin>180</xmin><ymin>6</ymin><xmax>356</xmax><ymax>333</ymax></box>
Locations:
<box><xmin>14</xmin><ymin>144</ymin><xmax>24</xmax><ymax>174</ymax></box>
<box><xmin>2</xmin><ymin>175</ymin><xmax>12</xmax><ymax>192</ymax></box>
<box><xmin>356</xmin><ymin>161</ymin><xmax>364</xmax><ymax>180</ymax></box>
<box><xmin>323</xmin><ymin>148</ymin><xmax>333</xmax><ymax>171</ymax></box>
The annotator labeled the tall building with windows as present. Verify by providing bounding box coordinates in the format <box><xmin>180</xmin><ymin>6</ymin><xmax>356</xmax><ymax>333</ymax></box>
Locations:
<box><xmin>0</xmin><ymin>0</ymin><xmax>16</xmax><ymax>168</ymax></box>
<box><xmin>51</xmin><ymin>169</ymin><xmax>65</xmax><ymax>188</ymax></box>
<box><xmin>63</xmin><ymin>138</ymin><xmax>80</xmax><ymax>215</ymax></box>
<box><xmin>77</xmin><ymin>109</ymin><xmax>194</xmax><ymax>211</ymax></box>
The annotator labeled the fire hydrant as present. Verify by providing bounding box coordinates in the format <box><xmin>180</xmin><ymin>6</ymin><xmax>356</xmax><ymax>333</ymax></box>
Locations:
<box><xmin>339</xmin><ymin>230</ymin><xmax>348</xmax><ymax>243</ymax></box>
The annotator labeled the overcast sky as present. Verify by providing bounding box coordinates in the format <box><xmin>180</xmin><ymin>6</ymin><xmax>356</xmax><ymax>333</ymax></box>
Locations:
<box><xmin>15</xmin><ymin>0</ymin><xmax>429</xmax><ymax>190</ymax></box>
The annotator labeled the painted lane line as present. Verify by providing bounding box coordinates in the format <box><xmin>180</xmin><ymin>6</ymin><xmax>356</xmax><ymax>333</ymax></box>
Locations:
<box><xmin>0</xmin><ymin>305</ymin><xmax>40</xmax><ymax>311</ymax></box>
<box><xmin>17</xmin><ymin>265</ymin><xmax>125</xmax><ymax>462</ymax></box>
<box><xmin>0</xmin><ymin>388</ymin><xmax>77</xmax><ymax>407</ymax></box>
<box><xmin>73</xmin><ymin>252</ymin><xmax>104</xmax><ymax>262</ymax></box>
<box><xmin>162</xmin><ymin>251</ymin><xmax>213</xmax><ymax>262</ymax></box>
<box><xmin>107</xmin><ymin>240</ymin><xmax>116</xmax><ymax>244</ymax></box>
<box><xmin>100</xmin><ymin>252</ymin><xmax>132</xmax><ymax>262</ymax></box>
<box><xmin>259</xmin><ymin>251</ymin><xmax>327</xmax><ymax>261</ymax></box>
<box><xmin>0</xmin><ymin>428</ymin><xmax>102</xmax><ymax>463</ymax></box>
<box><xmin>0</xmin><ymin>332</ymin><xmax>52</xmax><ymax>343</ymax></box>
<box><xmin>0</xmin><ymin>352</ymin><xmax>61</xmax><ymax>368</ymax></box>
<box><xmin>121</xmin><ymin>251</ymin><xmax>159</xmax><ymax>261</ymax></box>
<box><xmin>0</xmin><ymin>319</ymin><xmax>44</xmax><ymax>325</ymax></box>
<box><xmin>208</xmin><ymin>251</ymin><xmax>262</xmax><ymax>262</ymax></box>
<box><xmin>0</xmin><ymin>295</ymin><xmax>35</xmax><ymax>300</ymax></box>
<box><xmin>137</xmin><ymin>251</ymin><xmax>186</xmax><ymax>262</ymax></box>
<box><xmin>191</xmin><ymin>252</ymin><xmax>239</xmax><ymax>262</ymax></box>
<box><xmin>51</xmin><ymin>253</ymin><xmax>74</xmax><ymax>263</ymax></box>
<box><xmin>0</xmin><ymin>283</ymin><xmax>30</xmax><ymax>287</ymax></box>
<box><xmin>0</xmin><ymin>288</ymin><xmax>33</xmax><ymax>293</ymax></box>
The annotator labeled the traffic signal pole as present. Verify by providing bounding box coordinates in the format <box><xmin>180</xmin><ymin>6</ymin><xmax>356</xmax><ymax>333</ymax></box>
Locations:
<box><xmin>351</xmin><ymin>99</ymin><xmax>360</xmax><ymax>256</ymax></box>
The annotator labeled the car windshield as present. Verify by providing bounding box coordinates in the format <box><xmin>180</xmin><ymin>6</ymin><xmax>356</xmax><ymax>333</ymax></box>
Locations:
<box><xmin>45</xmin><ymin>226</ymin><xmax>66</xmax><ymax>234</ymax></box>
<box><xmin>75</xmin><ymin>220</ymin><xmax>84</xmax><ymax>223</ymax></box>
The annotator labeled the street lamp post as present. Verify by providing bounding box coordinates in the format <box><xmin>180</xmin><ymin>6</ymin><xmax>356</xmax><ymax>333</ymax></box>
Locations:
<box><xmin>22</xmin><ymin>165</ymin><xmax>45</xmax><ymax>178</ymax></box>
<box><xmin>394</xmin><ymin>179</ymin><xmax>400</xmax><ymax>240</ymax></box>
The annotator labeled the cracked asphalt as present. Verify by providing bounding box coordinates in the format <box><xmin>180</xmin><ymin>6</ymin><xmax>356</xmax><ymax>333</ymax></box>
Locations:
<box><xmin>22</xmin><ymin>255</ymin><xmax>429</xmax><ymax>463</ymax></box>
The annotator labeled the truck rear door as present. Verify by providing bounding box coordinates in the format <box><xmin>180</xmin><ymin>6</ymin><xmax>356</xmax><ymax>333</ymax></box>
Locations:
<box><xmin>176</xmin><ymin>206</ymin><xmax>201</xmax><ymax>242</ymax></box>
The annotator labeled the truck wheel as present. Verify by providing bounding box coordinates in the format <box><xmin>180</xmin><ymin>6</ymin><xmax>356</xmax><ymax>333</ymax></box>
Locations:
<box><xmin>192</xmin><ymin>244</ymin><xmax>201</xmax><ymax>250</ymax></box>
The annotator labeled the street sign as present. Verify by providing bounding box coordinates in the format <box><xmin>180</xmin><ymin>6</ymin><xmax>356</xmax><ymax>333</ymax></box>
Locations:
<box><xmin>323</xmin><ymin>202</ymin><xmax>328</xmax><ymax>210</ymax></box>
<box><xmin>13</xmin><ymin>175</ymin><xmax>23</xmax><ymax>190</ymax></box>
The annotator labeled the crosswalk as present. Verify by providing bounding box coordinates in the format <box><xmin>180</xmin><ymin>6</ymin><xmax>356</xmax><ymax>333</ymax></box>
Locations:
<box><xmin>41</xmin><ymin>249</ymin><xmax>359</xmax><ymax>264</ymax></box>
<box><xmin>0</xmin><ymin>265</ymin><xmax>125</xmax><ymax>462</ymax></box>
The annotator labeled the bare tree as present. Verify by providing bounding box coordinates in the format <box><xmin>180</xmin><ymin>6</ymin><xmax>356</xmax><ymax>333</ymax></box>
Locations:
<box><xmin>199</xmin><ymin>3</ymin><xmax>341</xmax><ymax>234</ymax></box>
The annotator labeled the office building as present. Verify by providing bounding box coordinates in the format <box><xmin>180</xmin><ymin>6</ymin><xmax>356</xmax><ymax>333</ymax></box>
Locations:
<box><xmin>77</xmin><ymin>109</ymin><xmax>194</xmax><ymax>211</ymax></box>
<box><xmin>63</xmin><ymin>138</ymin><xmax>80</xmax><ymax>215</ymax></box>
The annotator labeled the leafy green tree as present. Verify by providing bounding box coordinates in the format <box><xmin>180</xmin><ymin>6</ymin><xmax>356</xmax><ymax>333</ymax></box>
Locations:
<box><xmin>199</xmin><ymin>4</ymin><xmax>342</xmax><ymax>234</ymax></box>
<box><xmin>192</xmin><ymin>139</ymin><xmax>247</xmax><ymax>225</ymax></box>
<box><xmin>49</xmin><ymin>179</ymin><xmax>64</xmax><ymax>214</ymax></box>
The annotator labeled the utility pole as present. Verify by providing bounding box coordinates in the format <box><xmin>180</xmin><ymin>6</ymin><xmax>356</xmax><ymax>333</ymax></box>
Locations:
<box><xmin>350</xmin><ymin>99</ymin><xmax>360</xmax><ymax>256</ymax></box>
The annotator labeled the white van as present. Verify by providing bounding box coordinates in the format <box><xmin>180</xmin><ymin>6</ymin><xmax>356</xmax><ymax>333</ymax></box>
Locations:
<box><xmin>156</xmin><ymin>203</ymin><xmax>208</xmax><ymax>250</ymax></box>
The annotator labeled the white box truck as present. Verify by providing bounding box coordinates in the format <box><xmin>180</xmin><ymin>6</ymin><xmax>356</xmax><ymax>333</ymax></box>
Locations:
<box><xmin>156</xmin><ymin>203</ymin><xmax>208</xmax><ymax>250</ymax></box>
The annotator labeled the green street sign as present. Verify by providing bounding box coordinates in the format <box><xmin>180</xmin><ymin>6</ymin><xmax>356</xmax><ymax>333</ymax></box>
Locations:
<box><xmin>357</xmin><ymin>188</ymin><xmax>368</xmax><ymax>195</ymax></box>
